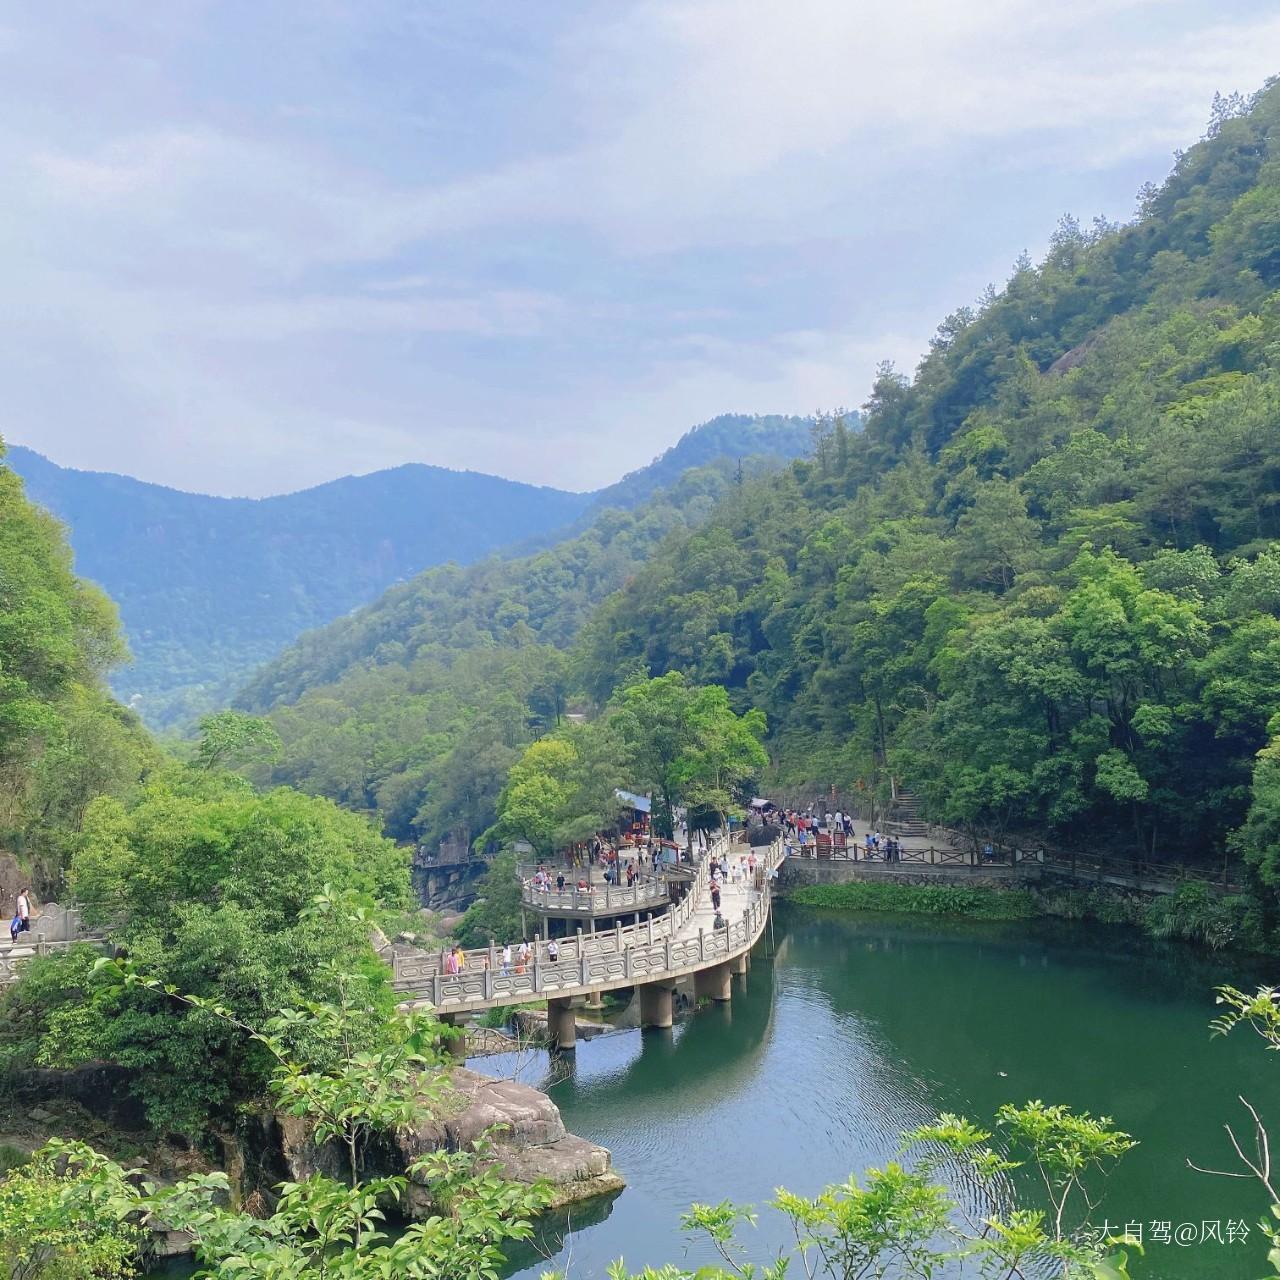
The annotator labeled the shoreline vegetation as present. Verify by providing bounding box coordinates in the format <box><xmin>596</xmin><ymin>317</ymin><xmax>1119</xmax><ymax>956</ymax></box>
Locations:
<box><xmin>786</xmin><ymin>876</ymin><xmax>1254</xmax><ymax>952</ymax></box>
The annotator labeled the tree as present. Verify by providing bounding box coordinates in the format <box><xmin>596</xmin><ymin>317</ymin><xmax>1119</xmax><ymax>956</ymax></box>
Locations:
<box><xmin>481</xmin><ymin>721</ymin><xmax>629</xmax><ymax>859</ymax></box>
<box><xmin>1230</xmin><ymin>720</ymin><xmax>1280</xmax><ymax>940</ymax></box>
<box><xmin>192</xmin><ymin>709</ymin><xmax>282</xmax><ymax>771</ymax></box>
<box><xmin>0</xmin><ymin>442</ymin><xmax>149</xmax><ymax>893</ymax></box>
<box><xmin>953</xmin><ymin>477</ymin><xmax>1040</xmax><ymax>592</ymax></box>
<box><xmin>6</xmin><ymin>769</ymin><xmax>411</xmax><ymax>1134</ymax></box>
<box><xmin>611</xmin><ymin>674</ymin><xmax>766</xmax><ymax>844</ymax></box>
<box><xmin>1</xmin><ymin>980</ymin><xmax>549</xmax><ymax>1280</ymax></box>
<box><xmin>672</xmin><ymin>686</ymin><xmax>767</xmax><ymax>832</ymax></box>
<box><xmin>0</xmin><ymin>1139</ymin><xmax>146</xmax><ymax>1280</ymax></box>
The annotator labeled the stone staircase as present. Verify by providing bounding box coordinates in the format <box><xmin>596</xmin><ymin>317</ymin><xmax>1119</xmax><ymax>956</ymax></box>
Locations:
<box><xmin>890</xmin><ymin>785</ymin><xmax>929</xmax><ymax>839</ymax></box>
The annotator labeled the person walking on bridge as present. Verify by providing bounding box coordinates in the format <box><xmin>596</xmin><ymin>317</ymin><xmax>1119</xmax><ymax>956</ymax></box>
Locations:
<box><xmin>710</xmin><ymin>878</ymin><xmax>722</xmax><ymax>912</ymax></box>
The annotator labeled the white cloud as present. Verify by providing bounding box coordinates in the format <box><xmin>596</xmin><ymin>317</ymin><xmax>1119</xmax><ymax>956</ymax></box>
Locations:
<box><xmin>1</xmin><ymin>2</ymin><xmax>1277</xmax><ymax>494</ymax></box>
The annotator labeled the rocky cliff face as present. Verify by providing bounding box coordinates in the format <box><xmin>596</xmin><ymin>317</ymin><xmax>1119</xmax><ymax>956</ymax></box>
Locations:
<box><xmin>236</xmin><ymin>1066</ymin><xmax>623</xmax><ymax>1215</ymax></box>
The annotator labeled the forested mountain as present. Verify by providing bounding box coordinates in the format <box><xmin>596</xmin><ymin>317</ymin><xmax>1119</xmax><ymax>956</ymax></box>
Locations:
<box><xmin>6</xmin><ymin>448</ymin><xmax>591</xmax><ymax>728</ymax></box>
<box><xmin>237</xmin><ymin>459</ymin><xmax>790</xmax><ymax>845</ymax></box>
<box><xmin>574</xmin><ymin>83</ymin><xmax>1280</xmax><ymax>875</ymax></box>
<box><xmin>8</xmin><ymin>413</ymin><xmax>813</xmax><ymax>729</ymax></box>
<box><xmin>245</xmin><ymin>82</ymin><xmax>1280</xmax><ymax>933</ymax></box>
<box><xmin>583</xmin><ymin>412</ymin><xmax>827</xmax><ymax>515</ymax></box>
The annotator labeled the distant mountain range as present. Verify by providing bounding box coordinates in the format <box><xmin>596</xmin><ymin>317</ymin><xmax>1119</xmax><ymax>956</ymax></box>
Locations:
<box><xmin>5</xmin><ymin>413</ymin><xmax>818</xmax><ymax>727</ymax></box>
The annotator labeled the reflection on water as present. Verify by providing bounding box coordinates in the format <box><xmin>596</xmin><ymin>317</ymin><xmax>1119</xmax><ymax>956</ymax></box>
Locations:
<box><xmin>496</xmin><ymin>907</ymin><xmax>1278</xmax><ymax>1279</ymax></box>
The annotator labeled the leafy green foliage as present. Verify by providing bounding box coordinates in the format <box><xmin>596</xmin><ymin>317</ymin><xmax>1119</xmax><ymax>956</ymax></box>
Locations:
<box><xmin>1141</xmin><ymin>881</ymin><xmax>1249</xmax><ymax>949</ymax></box>
<box><xmin>1</xmin><ymin>768</ymin><xmax>410</xmax><ymax>1134</ymax></box>
<box><xmin>0</xmin><ymin>440</ymin><xmax>154</xmax><ymax>892</ymax></box>
<box><xmin>132</xmin><ymin>989</ymin><xmax>550</xmax><ymax>1279</ymax></box>
<box><xmin>610</xmin><ymin>673</ymin><xmax>766</xmax><ymax>838</ymax></box>
<box><xmin>191</xmin><ymin>710</ymin><xmax>282</xmax><ymax>771</ymax></box>
<box><xmin>480</xmin><ymin>720</ymin><xmax>629</xmax><ymax>858</ymax></box>
<box><xmin>1</xmin><ymin>990</ymin><xmax>550</xmax><ymax>1280</ymax></box>
<box><xmin>0</xmin><ymin>1138</ymin><xmax>147</xmax><ymax>1280</ymax></box>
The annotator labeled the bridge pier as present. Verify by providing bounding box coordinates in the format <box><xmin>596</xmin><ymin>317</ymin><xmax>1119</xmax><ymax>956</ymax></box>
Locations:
<box><xmin>546</xmin><ymin>996</ymin><xmax>577</xmax><ymax>1051</ymax></box>
<box><xmin>730</xmin><ymin>950</ymin><xmax>749</xmax><ymax>977</ymax></box>
<box><xmin>695</xmin><ymin>961</ymin><xmax>732</xmax><ymax>1002</ymax></box>
<box><xmin>438</xmin><ymin>1013</ymin><xmax>468</xmax><ymax>1059</ymax></box>
<box><xmin>639</xmin><ymin>979</ymin><xmax>675</xmax><ymax>1029</ymax></box>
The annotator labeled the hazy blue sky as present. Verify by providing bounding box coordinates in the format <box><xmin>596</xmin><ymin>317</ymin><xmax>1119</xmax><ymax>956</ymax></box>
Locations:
<box><xmin>3</xmin><ymin>2</ymin><xmax>1277</xmax><ymax>496</ymax></box>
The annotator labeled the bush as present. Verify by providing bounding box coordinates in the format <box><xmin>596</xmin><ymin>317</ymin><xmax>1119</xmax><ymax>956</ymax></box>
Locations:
<box><xmin>789</xmin><ymin>881</ymin><xmax>1038</xmax><ymax>920</ymax></box>
<box><xmin>1143</xmin><ymin>883</ymin><xmax>1247</xmax><ymax>950</ymax></box>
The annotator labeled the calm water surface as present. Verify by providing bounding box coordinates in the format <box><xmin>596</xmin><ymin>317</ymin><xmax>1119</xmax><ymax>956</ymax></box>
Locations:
<box><xmin>484</xmin><ymin>906</ymin><xmax>1278</xmax><ymax>1279</ymax></box>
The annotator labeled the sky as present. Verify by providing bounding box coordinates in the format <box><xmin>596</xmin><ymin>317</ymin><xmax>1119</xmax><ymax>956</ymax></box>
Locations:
<box><xmin>2</xmin><ymin>2</ymin><xmax>1278</xmax><ymax>497</ymax></box>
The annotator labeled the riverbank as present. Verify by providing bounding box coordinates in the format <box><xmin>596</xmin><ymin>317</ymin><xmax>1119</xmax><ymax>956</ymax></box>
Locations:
<box><xmin>783</xmin><ymin>874</ymin><xmax>1259</xmax><ymax>954</ymax></box>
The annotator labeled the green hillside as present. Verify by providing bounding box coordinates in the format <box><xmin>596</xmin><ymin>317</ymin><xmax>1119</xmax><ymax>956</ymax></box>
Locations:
<box><xmin>237</xmin><ymin>457</ymin><xmax>800</xmax><ymax>846</ymax></box>
<box><xmin>0</xmin><ymin>442</ymin><xmax>155</xmax><ymax>891</ymax></box>
<box><xmin>4</xmin><ymin>449</ymin><xmax>594</xmax><ymax>730</ymax></box>
<box><xmin>243</xmin><ymin>82</ymin><xmax>1280</xmax><ymax>943</ymax></box>
<box><xmin>575</xmin><ymin>83</ymin><xmax>1280</xmax><ymax>879</ymax></box>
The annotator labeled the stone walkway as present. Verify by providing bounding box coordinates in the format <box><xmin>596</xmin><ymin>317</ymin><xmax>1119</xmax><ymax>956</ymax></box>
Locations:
<box><xmin>393</xmin><ymin>835</ymin><xmax>785</xmax><ymax>1012</ymax></box>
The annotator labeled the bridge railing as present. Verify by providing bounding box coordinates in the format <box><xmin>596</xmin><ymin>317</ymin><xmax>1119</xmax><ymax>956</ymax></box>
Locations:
<box><xmin>1</xmin><ymin>935</ymin><xmax>108</xmax><ymax>985</ymax></box>
<box><xmin>519</xmin><ymin>876</ymin><xmax>670</xmax><ymax>914</ymax></box>
<box><xmin>393</xmin><ymin>835</ymin><xmax>783</xmax><ymax>1009</ymax></box>
<box><xmin>786</xmin><ymin>838</ymin><xmax>1241</xmax><ymax>893</ymax></box>
<box><xmin>396</xmin><ymin>834</ymin><xmax>733</xmax><ymax>987</ymax></box>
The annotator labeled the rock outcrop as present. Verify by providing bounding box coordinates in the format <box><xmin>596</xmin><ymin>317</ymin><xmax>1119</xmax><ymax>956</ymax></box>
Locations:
<box><xmin>247</xmin><ymin>1066</ymin><xmax>623</xmax><ymax>1215</ymax></box>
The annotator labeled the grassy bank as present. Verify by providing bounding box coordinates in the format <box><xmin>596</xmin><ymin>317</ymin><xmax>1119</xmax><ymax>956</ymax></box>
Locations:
<box><xmin>788</xmin><ymin>881</ymin><xmax>1038</xmax><ymax>920</ymax></box>
<box><xmin>787</xmin><ymin>879</ymin><xmax>1259</xmax><ymax>953</ymax></box>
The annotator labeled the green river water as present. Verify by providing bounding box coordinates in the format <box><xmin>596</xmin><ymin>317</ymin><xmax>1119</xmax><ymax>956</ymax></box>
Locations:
<box><xmin>482</xmin><ymin>904</ymin><xmax>1278</xmax><ymax>1280</ymax></box>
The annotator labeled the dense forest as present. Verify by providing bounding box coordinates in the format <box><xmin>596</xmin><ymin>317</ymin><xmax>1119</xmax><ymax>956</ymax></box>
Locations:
<box><xmin>0</xmin><ymin>448</ymin><xmax>155</xmax><ymax>892</ymax></box>
<box><xmin>238</xmin><ymin>84</ymin><xmax>1280</xmax><ymax>942</ymax></box>
<box><xmin>12</xmin><ymin>414</ymin><xmax>815</xmax><ymax>731</ymax></box>
<box><xmin>236</xmin><ymin>456</ymin><xmax>800</xmax><ymax>848</ymax></box>
<box><xmin>575</xmin><ymin>87</ymin><xmax>1280</xmax><ymax>856</ymax></box>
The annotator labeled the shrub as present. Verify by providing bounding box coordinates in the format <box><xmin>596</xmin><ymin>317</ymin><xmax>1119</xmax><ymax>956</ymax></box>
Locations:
<box><xmin>1143</xmin><ymin>883</ymin><xmax>1246</xmax><ymax>950</ymax></box>
<box><xmin>789</xmin><ymin>881</ymin><xmax>1038</xmax><ymax>920</ymax></box>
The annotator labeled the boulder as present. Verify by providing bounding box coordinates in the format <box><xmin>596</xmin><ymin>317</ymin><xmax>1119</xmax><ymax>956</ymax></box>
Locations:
<box><xmin>249</xmin><ymin>1067</ymin><xmax>623</xmax><ymax>1216</ymax></box>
